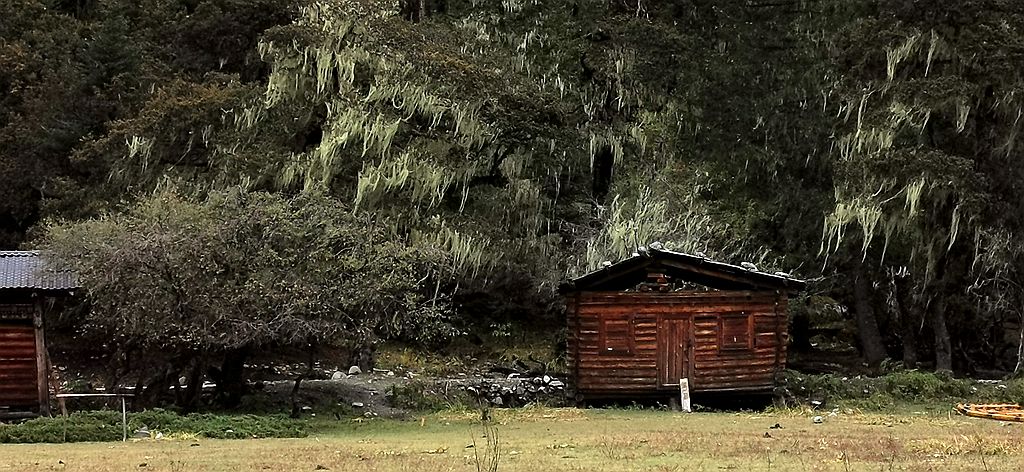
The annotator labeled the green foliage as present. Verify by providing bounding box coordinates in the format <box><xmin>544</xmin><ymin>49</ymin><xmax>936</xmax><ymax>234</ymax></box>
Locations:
<box><xmin>43</xmin><ymin>186</ymin><xmax>453</xmax><ymax>350</ymax></box>
<box><xmin>386</xmin><ymin>380</ymin><xmax>472</xmax><ymax>412</ymax></box>
<box><xmin>40</xmin><ymin>186</ymin><xmax>459</xmax><ymax>408</ymax></box>
<box><xmin>6</xmin><ymin>0</ymin><xmax>1024</xmax><ymax>379</ymax></box>
<box><xmin>881</xmin><ymin>371</ymin><xmax>972</xmax><ymax>399</ymax></box>
<box><xmin>785</xmin><ymin>370</ymin><xmax>1024</xmax><ymax>411</ymax></box>
<box><xmin>0</xmin><ymin>410</ymin><xmax>304</xmax><ymax>443</ymax></box>
<box><xmin>130</xmin><ymin>409</ymin><xmax>306</xmax><ymax>439</ymax></box>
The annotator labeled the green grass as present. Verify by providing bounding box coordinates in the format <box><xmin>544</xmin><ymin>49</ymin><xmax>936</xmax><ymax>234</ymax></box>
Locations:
<box><xmin>3</xmin><ymin>407</ymin><xmax>1024</xmax><ymax>471</ymax></box>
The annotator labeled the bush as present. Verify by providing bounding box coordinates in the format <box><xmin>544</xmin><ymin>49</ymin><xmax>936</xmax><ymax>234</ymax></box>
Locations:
<box><xmin>783</xmin><ymin>370</ymin><xmax>1024</xmax><ymax>410</ymax></box>
<box><xmin>0</xmin><ymin>411</ymin><xmax>123</xmax><ymax>443</ymax></box>
<box><xmin>0</xmin><ymin>409</ymin><xmax>306</xmax><ymax>443</ymax></box>
<box><xmin>386</xmin><ymin>380</ymin><xmax>472</xmax><ymax>412</ymax></box>
<box><xmin>881</xmin><ymin>371</ymin><xmax>946</xmax><ymax>398</ymax></box>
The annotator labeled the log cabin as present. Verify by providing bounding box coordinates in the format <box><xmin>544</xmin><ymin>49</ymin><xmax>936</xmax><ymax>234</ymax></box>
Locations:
<box><xmin>560</xmin><ymin>248</ymin><xmax>804</xmax><ymax>404</ymax></box>
<box><xmin>0</xmin><ymin>251</ymin><xmax>77</xmax><ymax>417</ymax></box>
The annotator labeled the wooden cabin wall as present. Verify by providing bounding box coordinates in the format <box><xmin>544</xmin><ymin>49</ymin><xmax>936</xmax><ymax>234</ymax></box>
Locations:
<box><xmin>692</xmin><ymin>296</ymin><xmax>787</xmax><ymax>391</ymax></box>
<box><xmin>0</xmin><ymin>298</ymin><xmax>51</xmax><ymax>414</ymax></box>
<box><xmin>568</xmin><ymin>291</ymin><xmax>788</xmax><ymax>398</ymax></box>
<box><xmin>0</xmin><ymin>303</ymin><xmax>40</xmax><ymax>410</ymax></box>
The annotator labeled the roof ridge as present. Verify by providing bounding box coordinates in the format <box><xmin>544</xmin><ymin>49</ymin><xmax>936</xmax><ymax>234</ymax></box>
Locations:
<box><xmin>0</xmin><ymin>250</ymin><xmax>41</xmax><ymax>256</ymax></box>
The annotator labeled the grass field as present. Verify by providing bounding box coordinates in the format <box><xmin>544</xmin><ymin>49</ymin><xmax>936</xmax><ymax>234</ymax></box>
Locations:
<box><xmin>2</xmin><ymin>407</ymin><xmax>1023</xmax><ymax>471</ymax></box>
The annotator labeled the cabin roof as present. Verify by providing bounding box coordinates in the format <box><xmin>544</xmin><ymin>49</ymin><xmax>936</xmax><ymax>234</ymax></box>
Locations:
<box><xmin>560</xmin><ymin>248</ymin><xmax>805</xmax><ymax>293</ymax></box>
<box><xmin>0</xmin><ymin>251</ymin><xmax>78</xmax><ymax>292</ymax></box>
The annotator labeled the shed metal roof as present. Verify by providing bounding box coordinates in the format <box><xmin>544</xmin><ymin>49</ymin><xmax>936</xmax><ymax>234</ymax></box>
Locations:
<box><xmin>560</xmin><ymin>248</ymin><xmax>805</xmax><ymax>293</ymax></box>
<box><xmin>0</xmin><ymin>251</ymin><xmax>78</xmax><ymax>291</ymax></box>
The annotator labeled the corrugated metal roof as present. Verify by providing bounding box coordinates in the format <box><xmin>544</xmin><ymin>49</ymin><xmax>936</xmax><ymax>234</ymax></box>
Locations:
<box><xmin>0</xmin><ymin>251</ymin><xmax>78</xmax><ymax>291</ymax></box>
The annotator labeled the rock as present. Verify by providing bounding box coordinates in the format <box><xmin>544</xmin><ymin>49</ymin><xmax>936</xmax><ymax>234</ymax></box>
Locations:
<box><xmin>386</xmin><ymin>371</ymin><xmax>395</xmax><ymax>377</ymax></box>
<box><xmin>549</xmin><ymin>380</ymin><xmax>565</xmax><ymax>388</ymax></box>
<box><xmin>348</xmin><ymin>366</ymin><xmax>362</xmax><ymax>375</ymax></box>
<box><xmin>352</xmin><ymin>402</ymin><xmax>365</xmax><ymax>408</ymax></box>
<box><xmin>812</xmin><ymin>416</ymin><xmax>823</xmax><ymax>424</ymax></box>
<box><xmin>543</xmin><ymin>375</ymin><xmax>551</xmax><ymax>384</ymax></box>
<box><xmin>491</xmin><ymin>396</ymin><xmax>504</xmax><ymax>406</ymax></box>
<box><xmin>331</xmin><ymin>371</ymin><xmax>346</xmax><ymax>380</ymax></box>
<box><xmin>133</xmin><ymin>426</ymin><xmax>150</xmax><ymax>439</ymax></box>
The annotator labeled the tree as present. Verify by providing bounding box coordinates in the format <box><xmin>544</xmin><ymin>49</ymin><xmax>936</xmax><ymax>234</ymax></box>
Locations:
<box><xmin>42</xmin><ymin>186</ymin><xmax>454</xmax><ymax>408</ymax></box>
<box><xmin>822</xmin><ymin>1</ymin><xmax>1024</xmax><ymax>372</ymax></box>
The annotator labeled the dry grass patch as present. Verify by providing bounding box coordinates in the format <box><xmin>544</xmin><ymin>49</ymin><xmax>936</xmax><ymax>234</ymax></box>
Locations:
<box><xmin>3</xmin><ymin>409</ymin><xmax>1024</xmax><ymax>471</ymax></box>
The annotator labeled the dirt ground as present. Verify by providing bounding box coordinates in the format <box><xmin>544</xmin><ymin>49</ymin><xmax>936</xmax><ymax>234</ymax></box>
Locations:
<box><xmin>3</xmin><ymin>407</ymin><xmax>1024</xmax><ymax>471</ymax></box>
<box><xmin>256</xmin><ymin>373</ymin><xmax>415</xmax><ymax>419</ymax></box>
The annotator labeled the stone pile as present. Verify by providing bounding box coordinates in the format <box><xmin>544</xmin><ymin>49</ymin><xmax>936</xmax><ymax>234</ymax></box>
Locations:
<box><xmin>458</xmin><ymin>374</ymin><xmax>566</xmax><ymax>407</ymax></box>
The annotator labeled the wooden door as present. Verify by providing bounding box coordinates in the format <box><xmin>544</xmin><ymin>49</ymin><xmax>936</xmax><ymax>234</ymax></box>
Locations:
<box><xmin>657</xmin><ymin>318</ymin><xmax>689</xmax><ymax>387</ymax></box>
<box><xmin>0</xmin><ymin>324</ymin><xmax>38</xmax><ymax>408</ymax></box>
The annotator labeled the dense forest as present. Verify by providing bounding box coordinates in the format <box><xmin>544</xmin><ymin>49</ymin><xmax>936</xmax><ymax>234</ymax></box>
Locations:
<box><xmin>4</xmin><ymin>0</ymin><xmax>1024</xmax><ymax>405</ymax></box>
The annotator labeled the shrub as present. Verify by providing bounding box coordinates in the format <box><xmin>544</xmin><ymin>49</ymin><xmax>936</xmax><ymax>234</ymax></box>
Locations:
<box><xmin>386</xmin><ymin>380</ymin><xmax>473</xmax><ymax>412</ymax></box>
<box><xmin>881</xmin><ymin>371</ymin><xmax>946</xmax><ymax>398</ymax></box>
<box><xmin>0</xmin><ymin>410</ymin><xmax>305</xmax><ymax>443</ymax></box>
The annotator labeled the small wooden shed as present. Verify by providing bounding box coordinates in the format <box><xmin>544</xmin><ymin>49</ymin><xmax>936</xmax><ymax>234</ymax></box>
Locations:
<box><xmin>560</xmin><ymin>248</ymin><xmax>804</xmax><ymax>402</ymax></box>
<box><xmin>0</xmin><ymin>251</ymin><xmax>77</xmax><ymax>416</ymax></box>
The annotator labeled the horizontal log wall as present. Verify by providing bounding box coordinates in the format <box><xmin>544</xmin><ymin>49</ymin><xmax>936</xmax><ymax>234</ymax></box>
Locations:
<box><xmin>0</xmin><ymin>324</ymin><xmax>39</xmax><ymax>407</ymax></box>
<box><xmin>568</xmin><ymin>291</ymin><xmax>787</xmax><ymax>398</ymax></box>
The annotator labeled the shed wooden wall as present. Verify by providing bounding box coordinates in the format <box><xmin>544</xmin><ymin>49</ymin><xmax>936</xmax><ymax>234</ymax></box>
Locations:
<box><xmin>0</xmin><ymin>322</ymin><xmax>39</xmax><ymax>408</ymax></box>
<box><xmin>567</xmin><ymin>291</ymin><xmax>787</xmax><ymax>399</ymax></box>
<box><xmin>0</xmin><ymin>301</ymin><xmax>47</xmax><ymax>414</ymax></box>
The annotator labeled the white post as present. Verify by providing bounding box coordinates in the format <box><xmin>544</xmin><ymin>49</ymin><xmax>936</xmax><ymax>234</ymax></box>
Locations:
<box><xmin>121</xmin><ymin>396</ymin><xmax>127</xmax><ymax>442</ymax></box>
<box><xmin>679</xmin><ymin>378</ymin><xmax>692</xmax><ymax>413</ymax></box>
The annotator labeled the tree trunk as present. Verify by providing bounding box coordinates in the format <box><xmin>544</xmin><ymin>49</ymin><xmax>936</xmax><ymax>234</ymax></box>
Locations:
<box><xmin>138</xmin><ymin>364</ymin><xmax>176</xmax><ymax>408</ymax></box>
<box><xmin>853</xmin><ymin>270</ymin><xmax>887</xmax><ymax>368</ymax></box>
<box><xmin>893</xmin><ymin>279</ymin><xmax>920</xmax><ymax>368</ymax></box>
<box><xmin>931</xmin><ymin>298</ymin><xmax>953</xmax><ymax>373</ymax></box>
<box><xmin>1013</xmin><ymin>317</ymin><xmax>1024</xmax><ymax>377</ymax></box>
<box><xmin>181</xmin><ymin>357</ymin><xmax>205</xmax><ymax>412</ymax></box>
<box><xmin>900</xmin><ymin>302</ymin><xmax>921</xmax><ymax>368</ymax></box>
<box><xmin>400</xmin><ymin>0</ymin><xmax>445</xmax><ymax>22</ymax></box>
<box><xmin>290</xmin><ymin>344</ymin><xmax>318</xmax><ymax>418</ymax></box>
<box><xmin>289</xmin><ymin>374</ymin><xmax>306</xmax><ymax>419</ymax></box>
<box><xmin>400</xmin><ymin>0</ymin><xmax>423</xmax><ymax>22</ymax></box>
<box><xmin>213</xmin><ymin>347</ymin><xmax>249</xmax><ymax>408</ymax></box>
